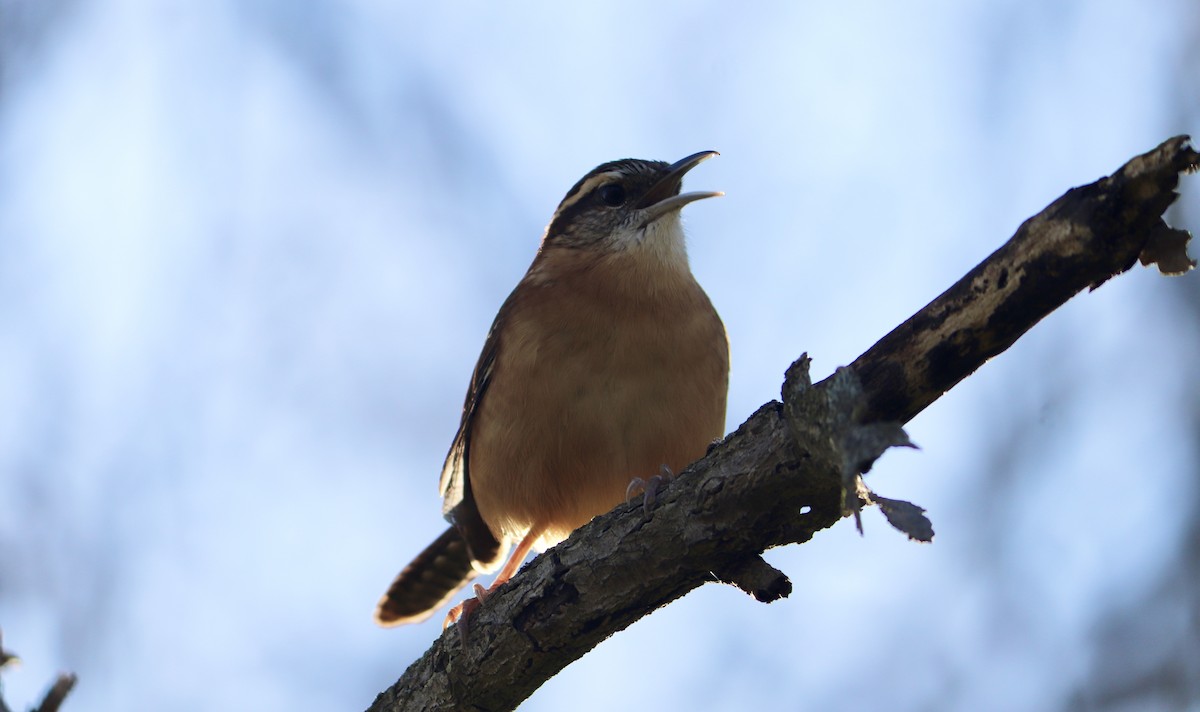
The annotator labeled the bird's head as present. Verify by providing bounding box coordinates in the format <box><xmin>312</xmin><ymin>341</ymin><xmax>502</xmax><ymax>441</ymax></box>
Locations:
<box><xmin>541</xmin><ymin>151</ymin><xmax>722</xmax><ymax>267</ymax></box>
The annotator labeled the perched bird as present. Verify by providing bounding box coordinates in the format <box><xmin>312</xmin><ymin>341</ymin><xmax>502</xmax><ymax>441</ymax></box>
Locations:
<box><xmin>375</xmin><ymin>151</ymin><xmax>729</xmax><ymax>627</ymax></box>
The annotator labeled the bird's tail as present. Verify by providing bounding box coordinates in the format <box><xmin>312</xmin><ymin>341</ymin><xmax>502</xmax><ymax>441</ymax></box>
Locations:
<box><xmin>374</xmin><ymin>526</ymin><xmax>477</xmax><ymax>626</ymax></box>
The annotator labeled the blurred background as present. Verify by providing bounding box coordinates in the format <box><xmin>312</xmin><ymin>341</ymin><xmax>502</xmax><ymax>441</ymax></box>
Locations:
<box><xmin>1</xmin><ymin>1</ymin><xmax>1198</xmax><ymax>710</ymax></box>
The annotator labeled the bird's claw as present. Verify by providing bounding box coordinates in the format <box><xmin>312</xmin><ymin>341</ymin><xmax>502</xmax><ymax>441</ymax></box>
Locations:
<box><xmin>444</xmin><ymin>583</ymin><xmax>489</xmax><ymax>645</ymax></box>
<box><xmin>625</xmin><ymin>465</ymin><xmax>673</xmax><ymax>516</ymax></box>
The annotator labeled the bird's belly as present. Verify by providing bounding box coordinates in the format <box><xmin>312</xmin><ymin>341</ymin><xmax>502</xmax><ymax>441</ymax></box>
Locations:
<box><xmin>469</xmin><ymin>311</ymin><xmax>726</xmax><ymax>548</ymax></box>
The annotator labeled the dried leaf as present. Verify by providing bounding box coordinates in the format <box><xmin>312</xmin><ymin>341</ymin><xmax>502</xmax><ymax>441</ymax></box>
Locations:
<box><xmin>873</xmin><ymin>494</ymin><xmax>935</xmax><ymax>542</ymax></box>
<box><xmin>1139</xmin><ymin>223</ymin><xmax>1195</xmax><ymax>276</ymax></box>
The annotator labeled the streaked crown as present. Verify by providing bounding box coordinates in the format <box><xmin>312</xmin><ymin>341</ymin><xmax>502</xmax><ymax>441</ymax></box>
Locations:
<box><xmin>542</xmin><ymin>151</ymin><xmax>721</xmax><ymax>250</ymax></box>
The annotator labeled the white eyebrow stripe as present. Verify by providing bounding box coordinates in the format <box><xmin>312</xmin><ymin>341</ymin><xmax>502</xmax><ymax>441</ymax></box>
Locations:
<box><xmin>552</xmin><ymin>171</ymin><xmax>622</xmax><ymax>218</ymax></box>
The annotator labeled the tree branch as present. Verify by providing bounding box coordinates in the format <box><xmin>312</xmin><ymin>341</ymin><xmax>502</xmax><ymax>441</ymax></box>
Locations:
<box><xmin>368</xmin><ymin>136</ymin><xmax>1197</xmax><ymax>712</ymax></box>
<box><xmin>852</xmin><ymin>135</ymin><xmax>1197</xmax><ymax>425</ymax></box>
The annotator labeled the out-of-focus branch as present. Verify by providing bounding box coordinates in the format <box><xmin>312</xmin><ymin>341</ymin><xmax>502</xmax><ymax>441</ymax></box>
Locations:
<box><xmin>32</xmin><ymin>674</ymin><xmax>77</xmax><ymax>712</ymax></box>
<box><xmin>0</xmin><ymin>629</ymin><xmax>77</xmax><ymax>712</ymax></box>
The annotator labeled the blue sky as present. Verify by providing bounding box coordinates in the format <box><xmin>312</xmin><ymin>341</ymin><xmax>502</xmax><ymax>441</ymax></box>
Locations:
<box><xmin>1</xmin><ymin>1</ymin><xmax>1197</xmax><ymax>710</ymax></box>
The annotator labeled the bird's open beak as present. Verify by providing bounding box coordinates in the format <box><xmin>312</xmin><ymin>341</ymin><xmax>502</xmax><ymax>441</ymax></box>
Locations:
<box><xmin>637</xmin><ymin>150</ymin><xmax>723</xmax><ymax>226</ymax></box>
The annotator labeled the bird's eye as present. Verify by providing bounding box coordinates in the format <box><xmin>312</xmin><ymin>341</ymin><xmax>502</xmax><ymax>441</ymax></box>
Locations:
<box><xmin>598</xmin><ymin>184</ymin><xmax>626</xmax><ymax>207</ymax></box>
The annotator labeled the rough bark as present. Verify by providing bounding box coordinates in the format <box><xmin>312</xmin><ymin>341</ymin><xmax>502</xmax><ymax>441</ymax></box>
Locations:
<box><xmin>367</xmin><ymin>136</ymin><xmax>1198</xmax><ymax>712</ymax></box>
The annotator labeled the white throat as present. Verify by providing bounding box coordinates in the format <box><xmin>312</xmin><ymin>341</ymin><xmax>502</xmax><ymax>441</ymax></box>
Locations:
<box><xmin>611</xmin><ymin>212</ymin><xmax>691</xmax><ymax>272</ymax></box>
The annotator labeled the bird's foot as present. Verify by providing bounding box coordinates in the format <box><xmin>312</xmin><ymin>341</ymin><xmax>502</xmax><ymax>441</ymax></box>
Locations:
<box><xmin>443</xmin><ymin>583</ymin><xmax>489</xmax><ymax>644</ymax></box>
<box><xmin>625</xmin><ymin>465</ymin><xmax>673</xmax><ymax>516</ymax></box>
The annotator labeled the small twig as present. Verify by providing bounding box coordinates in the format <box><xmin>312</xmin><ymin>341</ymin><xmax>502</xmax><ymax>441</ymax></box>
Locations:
<box><xmin>713</xmin><ymin>555</ymin><xmax>793</xmax><ymax>602</ymax></box>
<box><xmin>0</xmin><ymin>629</ymin><xmax>16</xmax><ymax>712</ymax></box>
<box><xmin>33</xmin><ymin>674</ymin><xmax>77</xmax><ymax>712</ymax></box>
<box><xmin>0</xmin><ymin>629</ymin><xmax>77</xmax><ymax>712</ymax></box>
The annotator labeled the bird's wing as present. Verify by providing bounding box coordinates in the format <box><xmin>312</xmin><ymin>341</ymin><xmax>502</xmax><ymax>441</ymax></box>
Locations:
<box><xmin>437</xmin><ymin>299</ymin><xmax>508</xmax><ymax>570</ymax></box>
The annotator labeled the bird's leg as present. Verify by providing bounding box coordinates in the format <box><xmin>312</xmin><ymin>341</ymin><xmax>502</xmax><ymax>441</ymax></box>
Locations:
<box><xmin>444</xmin><ymin>527</ymin><xmax>542</xmax><ymax>642</ymax></box>
<box><xmin>625</xmin><ymin>464</ymin><xmax>674</xmax><ymax>516</ymax></box>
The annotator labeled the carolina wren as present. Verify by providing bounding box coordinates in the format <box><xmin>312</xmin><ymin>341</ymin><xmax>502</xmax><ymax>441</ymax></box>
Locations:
<box><xmin>375</xmin><ymin>151</ymin><xmax>729</xmax><ymax>626</ymax></box>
